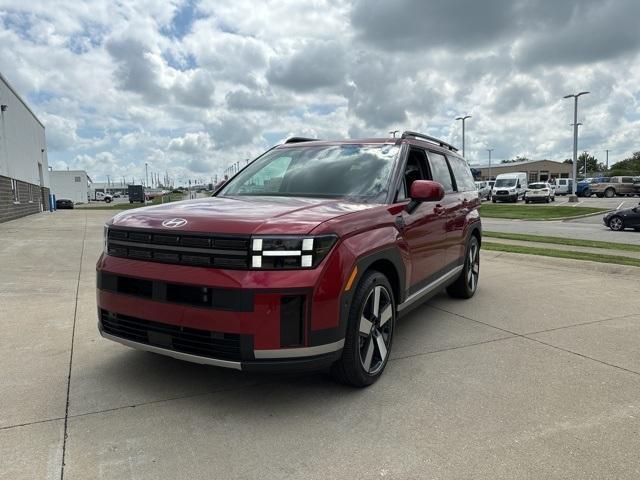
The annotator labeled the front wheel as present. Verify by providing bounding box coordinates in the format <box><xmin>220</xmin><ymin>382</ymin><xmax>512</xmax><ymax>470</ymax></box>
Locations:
<box><xmin>604</xmin><ymin>188</ymin><xmax>615</xmax><ymax>198</ymax></box>
<box><xmin>447</xmin><ymin>235</ymin><xmax>480</xmax><ymax>299</ymax></box>
<box><xmin>331</xmin><ymin>271</ymin><xmax>395</xmax><ymax>387</ymax></box>
<box><xmin>609</xmin><ymin>216</ymin><xmax>624</xmax><ymax>231</ymax></box>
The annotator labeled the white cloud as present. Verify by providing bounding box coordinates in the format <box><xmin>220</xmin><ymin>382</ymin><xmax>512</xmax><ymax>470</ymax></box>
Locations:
<box><xmin>0</xmin><ymin>0</ymin><xmax>639</xmax><ymax>185</ymax></box>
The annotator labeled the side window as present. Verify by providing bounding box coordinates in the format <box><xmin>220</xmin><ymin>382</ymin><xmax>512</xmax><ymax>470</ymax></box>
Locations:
<box><xmin>622</xmin><ymin>177</ymin><xmax>633</xmax><ymax>183</ymax></box>
<box><xmin>235</xmin><ymin>156</ymin><xmax>292</xmax><ymax>194</ymax></box>
<box><xmin>447</xmin><ymin>155</ymin><xmax>476</xmax><ymax>192</ymax></box>
<box><xmin>396</xmin><ymin>148</ymin><xmax>429</xmax><ymax>202</ymax></box>
<box><xmin>427</xmin><ymin>151</ymin><xmax>454</xmax><ymax>193</ymax></box>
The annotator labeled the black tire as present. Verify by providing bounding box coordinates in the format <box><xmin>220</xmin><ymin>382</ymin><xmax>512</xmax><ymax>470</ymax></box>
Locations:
<box><xmin>583</xmin><ymin>189</ymin><xmax>590</xmax><ymax>197</ymax></box>
<box><xmin>492</xmin><ymin>198</ymin><xmax>497</xmax><ymax>203</ymax></box>
<box><xmin>545</xmin><ymin>197</ymin><xmax>550</xmax><ymax>203</ymax></box>
<box><xmin>446</xmin><ymin>235</ymin><xmax>480</xmax><ymax>299</ymax></box>
<box><xmin>525</xmin><ymin>200</ymin><xmax>529</xmax><ymax>204</ymax></box>
<box><xmin>604</xmin><ymin>188</ymin><xmax>615</xmax><ymax>198</ymax></box>
<box><xmin>331</xmin><ymin>271</ymin><xmax>395</xmax><ymax>387</ymax></box>
<box><xmin>609</xmin><ymin>216</ymin><xmax>624</xmax><ymax>231</ymax></box>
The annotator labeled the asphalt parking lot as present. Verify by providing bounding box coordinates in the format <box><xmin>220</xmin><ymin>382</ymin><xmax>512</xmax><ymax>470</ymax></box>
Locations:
<box><xmin>2</xmin><ymin>210</ymin><xmax>640</xmax><ymax>479</ymax></box>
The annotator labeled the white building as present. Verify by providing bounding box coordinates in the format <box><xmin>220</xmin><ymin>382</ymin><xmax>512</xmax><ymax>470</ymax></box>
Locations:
<box><xmin>0</xmin><ymin>72</ymin><xmax>49</xmax><ymax>222</ymax></box>
<box><xmin>50</xmin><ymin>170</ymin><xmax>90</xmax><ymax>204</ymax></box>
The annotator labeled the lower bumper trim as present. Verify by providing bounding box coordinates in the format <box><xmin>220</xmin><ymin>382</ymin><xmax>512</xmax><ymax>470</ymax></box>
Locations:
<box><xmin>99</xmin><ymin>326</ymin><xmax>242</xmax><ymax>370</ymax></box>
<box><xmin>99</xmin><ymin>324</ymin><xmax>344</xmax><ymax>372</ymax></box>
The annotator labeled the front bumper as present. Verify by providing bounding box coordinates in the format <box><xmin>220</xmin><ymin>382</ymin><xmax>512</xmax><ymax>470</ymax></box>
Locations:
<box><xmin>494</xmin><ymin>193</ymin><xmax>517</xmax><ymax>201</ymax></box>
<box><xmin>96</xmin><ymin>247</ymin><xmax>352</xmax><ymax>372</ymax></box>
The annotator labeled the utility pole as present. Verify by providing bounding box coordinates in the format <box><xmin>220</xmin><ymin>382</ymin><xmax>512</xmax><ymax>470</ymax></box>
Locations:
<box><xmin>563</xmin><ymin>92</ymin><xmax>589</xmax><ymax>198</ymax></box>
<box><xmin>486</xmin><ymin>149</ymin><xmax>494</xmax><ymax>181</ymax></box>
<box><xmin>455</xmin><ymin>115</ymin><xmax>472</xmax><ymax>160</ymax></box>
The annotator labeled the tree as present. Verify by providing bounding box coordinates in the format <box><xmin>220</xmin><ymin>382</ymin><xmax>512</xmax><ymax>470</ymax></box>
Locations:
<box><xmin>502</xmin><ymin>155</ymin><xmax>529</xmax><ymax>164</ymax></box>
<box><xmin>609</xmin><ymin>151</ymin><xmax>640</xmax><ymax>175</ymax></box>
<box><xmin>565</xmin><ymin>154</ymin><xmax>606</xmax><ymax>176</ymax></box>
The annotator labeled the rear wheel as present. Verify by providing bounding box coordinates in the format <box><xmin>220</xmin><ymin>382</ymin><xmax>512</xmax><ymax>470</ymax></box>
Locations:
<box><xmin>609</xmin><ymin>216</ymin><xmax>624</xmax><ymax>231</ymax></box>
<box><xmin>447</xmin><ymin>235</ymin><xmax>480</xmax><ymax>299</ymax></box>
<box><xmin>331</xmin><ymin>271</ymin><xmax>395</xmax><ymax>387</ymax></box>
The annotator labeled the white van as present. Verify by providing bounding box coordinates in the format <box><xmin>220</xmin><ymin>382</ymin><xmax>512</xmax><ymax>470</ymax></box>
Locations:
<box><xmin>553</xmin><ymin>178</ymin><xmax>574</xmax><ymax>195</ymax></box>
<box><xmin>492</xmin><ymin>172</ymin><xmax>528</xmax><ymax>203</ymax></box>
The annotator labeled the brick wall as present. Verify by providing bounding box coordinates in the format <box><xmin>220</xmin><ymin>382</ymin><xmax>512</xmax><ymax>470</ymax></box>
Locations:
<box><xmin>0</xmin><ymin>175</ymin><xmax>48</xmax><ymax>223</ymax></box>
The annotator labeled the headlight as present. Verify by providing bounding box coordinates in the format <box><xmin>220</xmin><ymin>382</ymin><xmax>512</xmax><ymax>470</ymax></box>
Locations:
<box><xmin>250</xmin><ymin>234</ymin><xmax>338</xmax><ymax>269</ymax></box>
<box><xmin>103</xmin><ymin>225</ymin><xmax>109</xmax><ymax>254</ymax></box>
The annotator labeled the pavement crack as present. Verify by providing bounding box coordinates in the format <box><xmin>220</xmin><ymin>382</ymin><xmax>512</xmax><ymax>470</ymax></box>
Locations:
<box><xmin>0</xmin><ymin>416</ymin><xmax>65</xmax><ymax>432</ymax></box>
<box><xmin>428</xmin><ymin>304</ymin><xmax>640</xmax><ymax>379</ymax></box>
<box><xmin>59</xmin><ymin>213</ymin><xmax>87</xmax><ymax>480</ymax></box>
<box><xmin>389</xmin><ymin>335</ymin><xmax>518</xmax><ymax>362</ymax></box>
<box><xmin>525</xmin><ymin>313</ymin><xmax>639</xmax><ymax>335</ymax></box>
<box><xmin>521</xmin><ymin>335</ymin><xmax>640</xmax><ymax>378</ymax></box>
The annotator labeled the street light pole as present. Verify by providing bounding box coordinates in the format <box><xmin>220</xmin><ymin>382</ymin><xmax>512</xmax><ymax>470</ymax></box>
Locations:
<box><xmin>455</xmin><ymin>115</ymin><xmax>472</xmax><ymax>160</ymax></box>
<box><xmin>563</xmin><ymin>92</ymin><xmax>589</xmax><ymax>197</ymax></box>
<box><xmin>486</xmin><ymin>149</ymin><xmax>494</xmax><ymax>181</ymax></box>
<box><xmin>145</xmin><ymin>162</ymin><xmax>149</xmax><ymax>188</ymax></box>
<box><xmin>605</xmin><ymin>149</ymin><xmax>610</xmax><ymax>171</ymax></box>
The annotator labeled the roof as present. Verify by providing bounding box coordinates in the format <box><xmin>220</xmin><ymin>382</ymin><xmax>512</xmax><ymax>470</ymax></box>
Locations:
<box><xmin>276</xmin><ymin>135</ymin><xmax>463</xmax><ymax>157</ymax></box>
<box><xmin>0</xmin><ymin>71</ymin><xmax>45</xmax><ymax>129</ymax></box>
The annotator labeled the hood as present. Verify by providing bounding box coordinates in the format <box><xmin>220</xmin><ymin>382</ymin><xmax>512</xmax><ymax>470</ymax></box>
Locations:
<box><xmin>109</xmin><ymin>195</ymin><xmax>376</xmax><ymax>235</ymax></box>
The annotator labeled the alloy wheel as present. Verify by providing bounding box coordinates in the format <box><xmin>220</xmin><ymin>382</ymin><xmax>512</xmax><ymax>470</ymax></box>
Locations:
<box><xmin>610</xmin><ymin>217</ymin><xmax>623</xmax><ymax>231</ymax></box>
<box><xmin>467</xmin><ymin>241</ymin><xmax>480</xmax><ymax>292</ymax></box>
<box><xmin>358</xmin><ymin>285</ymin><xmax>393</xmax><ymax>375</ymax></box>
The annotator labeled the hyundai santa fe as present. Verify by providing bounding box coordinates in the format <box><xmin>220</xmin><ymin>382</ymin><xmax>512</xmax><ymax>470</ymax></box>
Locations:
<box><xmin>97</xmin><ymin>131</ymin><xmax>482</xmax><ymax>387</ymax></box>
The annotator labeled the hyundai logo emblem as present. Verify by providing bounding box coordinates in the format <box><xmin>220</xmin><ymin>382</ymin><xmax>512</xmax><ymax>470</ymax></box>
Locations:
<box><xmin>162</xmin><ymin>218</ymin><xmax>188</xmax><ymax>228</ymax></box>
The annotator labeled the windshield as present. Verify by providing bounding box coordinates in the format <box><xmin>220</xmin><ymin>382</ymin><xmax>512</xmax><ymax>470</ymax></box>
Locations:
<box><xmin>528</xmin><ymin>183</ymin><xmax>547</xmax><ymax>190</ymax></box>
<box><xmin>495</xmin><ymin>178</ymin><xmax>516</xmax><ymax>187</ymax></box>
<box><xmin>219</xmin><ymin>144</ymin><xmax>399</xmax><ymax>202</ymax></box>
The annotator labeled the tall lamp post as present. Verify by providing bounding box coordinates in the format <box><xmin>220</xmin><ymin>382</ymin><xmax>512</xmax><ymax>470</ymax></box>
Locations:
<box><xmin>486</xmin><ymin>149</ymin><xmax>494</xmax><ymax>181</ymax></box>
<box><xmin>563</xmin><ymin>92</ymin><xmax>589</xmax><ymax>198</ymax></box>
<box><xmin>455</xmin><ymin>115</ymin><xmax>472</xmax><ymax>159</ymax></box>
<box><xmin>145</xmin><ymin>162</ymin><xmax>149</xmax><ymax>188</ymax></box>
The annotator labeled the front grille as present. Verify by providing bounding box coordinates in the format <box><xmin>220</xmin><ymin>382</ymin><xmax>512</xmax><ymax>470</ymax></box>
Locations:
<box><xmin>98</xmin><ymin>272</ymin><xmax>254</xmax><ymax>312</ymax></box>
<box><xmin>107</xmin><ymin>227</ymin><xmax>250</xmax><ymax>269</ymax></box>
<box><xmin>100</xmin><ymin>309</ymin><xmax>248</xmax><ymax>361</ymax></box>
<box><xmin>496</xmin><ymin>190</ymin><xmax>509</xmax><ymax>195</ymax></box>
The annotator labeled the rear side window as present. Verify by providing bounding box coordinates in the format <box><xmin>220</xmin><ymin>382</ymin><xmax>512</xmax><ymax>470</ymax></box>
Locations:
<box><xmin>426</xmin><ymin>152</ymin><xmax>454</xmax><ymax>193</ymax></box>
<box><xmin>447</xmin><ymin>155</ymin><xmax>476</xmax><ymax>192</ymax></box>
<box><xmin>622</xmin><ymin>177</ymin><xmax>633</xmax><ymax>183</ymax></box>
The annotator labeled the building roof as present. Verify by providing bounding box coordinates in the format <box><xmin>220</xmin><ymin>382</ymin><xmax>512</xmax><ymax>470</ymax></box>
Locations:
<box><xmin>0</xmin><ymin>71</ymin><xmax>45</xmax><ymax>129</ymax></box>
<box><xmin>472</xmin><ymin>159</ymin><xmax>568</xmax><ymax>169</ymax></box>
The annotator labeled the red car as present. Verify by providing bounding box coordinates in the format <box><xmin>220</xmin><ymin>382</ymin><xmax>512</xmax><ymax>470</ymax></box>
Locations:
<box><xmin>97</xmin><ymin>131</ymin><xmax>481</xmax><ymax>386</ymax></box>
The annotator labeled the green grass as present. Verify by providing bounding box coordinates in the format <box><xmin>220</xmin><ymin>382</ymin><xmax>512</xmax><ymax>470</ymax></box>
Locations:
<box><xmin>77</xmin><ymin>193</ymin><xmax>185</xmax><ymax>210</ymax></box>
<box><xmin>484</xmin><ymin>231</ymin><xmax>640</xmax><ymax>253</ymax></box>
<box><xmin>482</xmin><ymin>242</ymin><xmax>640</xmax><ymax>268</ymax></box>
<box><xmin>479</xmin><ymin>204</ymin><xmax>608</xmax><ymax>220</ymax></box>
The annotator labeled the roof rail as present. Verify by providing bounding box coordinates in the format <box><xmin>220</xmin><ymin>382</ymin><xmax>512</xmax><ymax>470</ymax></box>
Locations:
<box><xmin>284</xmin><ymin>137</ymin><xmax>319</xmax><ymax>144</ymax></box>
<box><xmin>401</xmin><ymin>131</ymin><xmax>459</xmax><ymax>152</ymax></box>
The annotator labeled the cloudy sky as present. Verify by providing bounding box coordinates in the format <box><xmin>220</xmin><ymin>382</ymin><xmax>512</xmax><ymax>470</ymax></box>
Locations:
<box><xmin>1</xmin><ymin>0</ymin><xmax>639</xmax><ymax>184</ymax></box>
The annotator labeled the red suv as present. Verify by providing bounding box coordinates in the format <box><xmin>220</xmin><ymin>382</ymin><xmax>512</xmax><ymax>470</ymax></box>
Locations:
<box><xmin>97</xmin><ymin>131</ymin><xmax>481</xmax><ymax>386</ymax></box>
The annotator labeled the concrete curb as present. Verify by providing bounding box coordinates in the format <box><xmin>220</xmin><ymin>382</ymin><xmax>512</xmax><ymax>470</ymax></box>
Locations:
<box><xmin>481</xmin><ymin>250</ymin><xmax>640</xmax><ymax>277</ymax></box>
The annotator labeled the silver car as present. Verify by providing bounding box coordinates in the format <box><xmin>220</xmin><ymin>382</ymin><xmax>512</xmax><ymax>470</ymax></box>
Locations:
<box><xmin>475</xmin><ymin>181</ymin><xmax>491</xmax><ymax>201</ymax></box>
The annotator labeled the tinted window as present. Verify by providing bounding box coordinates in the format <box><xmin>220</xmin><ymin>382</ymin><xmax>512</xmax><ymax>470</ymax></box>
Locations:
<box><xmin>622</xmin><ymin>177</ymin><xmax>633</xmax><ymax>183</ymax></box>
<box><xmin>220</xmin><ymin>144</ymin><xmax>399</xmax><ymax>202</ymax></box>
<box><xmin>447</xmin><ymin>155</ymin><xmax>476</xmax><ymax>192</ymax></box>
<box><xmin>427</xmin><ymin>152</ymin><xmax>454</xmax><ymax>192</ymax></box>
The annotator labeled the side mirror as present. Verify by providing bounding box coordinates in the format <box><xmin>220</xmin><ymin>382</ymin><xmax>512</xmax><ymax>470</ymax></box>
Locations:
<box><xmin>406</xmin><ymin>180</ymin><xmax>444</xmax><ymax>213</ymax></box>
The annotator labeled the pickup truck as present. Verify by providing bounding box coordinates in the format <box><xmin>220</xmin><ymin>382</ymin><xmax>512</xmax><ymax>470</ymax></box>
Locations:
<box><xmin>591</xmin><ymin>176</ymin><xmax>637</xmax><ymax>198</ymax></box>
